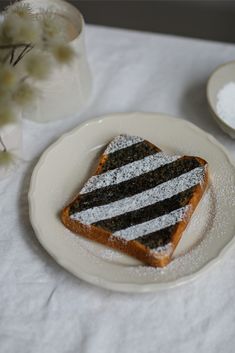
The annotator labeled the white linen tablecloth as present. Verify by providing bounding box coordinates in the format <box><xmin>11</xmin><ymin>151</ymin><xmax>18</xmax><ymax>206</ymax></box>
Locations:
<box><xmin>1</xmin><ymin>25</ymin><xmax>235</xmax><ymax>353</ymax></box>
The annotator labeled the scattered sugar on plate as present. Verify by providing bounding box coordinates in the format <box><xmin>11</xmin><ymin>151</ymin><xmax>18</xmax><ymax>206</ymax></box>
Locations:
<box><xmin>216</xmin><ymin>82</ymin><xmax>235</xmax><ymax>128</ymax></box>
<box><xmin>61</xmin><ymin>145</ymin><xmax>235</xmax><ymax>285</ymax></box>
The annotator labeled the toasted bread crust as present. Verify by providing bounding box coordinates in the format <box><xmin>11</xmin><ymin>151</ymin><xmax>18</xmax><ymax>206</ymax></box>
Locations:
<box><xmin>61</xmin><ymin>142</ymin><xmax>209</xmax><ymax>267</ymax></box>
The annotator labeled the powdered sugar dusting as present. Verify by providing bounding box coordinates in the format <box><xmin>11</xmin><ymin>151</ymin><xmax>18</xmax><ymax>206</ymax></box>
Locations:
<box><xmin>62</xmin><ymin>127</ymin><xmax>235</xmax><ymax>286</ymax></box>
<box><xmin>150</xmin><ymin>243</ymin><xmax>173</xmax><ymax>258</ymax></box>
<box><xmin>113</xmin><ymin>206</ymin><xmax>190</xmax><ymax>241</ymax></box>
<box><xmin>64</xmin><ymin>166</ymin><xmax>235</xmax><ymax>279</ymax></box>
<box><xmin>70</xmin><ymin>167</ymin><xmax>205</xmax><ymax>224</ymax></box>
<box><xmin>67</xmin><ymin>174</ymin><xmax>220</xmax><ymax>268</ymax></box>
<box><xmin>80</xmin><ymin>152</ymin><xmax>180</xmax><ymax>194</ymax></box>
<box><xmin>124</xmin><ymin>163</ymin><xmax>235</xmax><ymax>280</ymax></box>
<box><xmin>104</xmin><ymin>134</ymin><xmax>143</xmax><ymax>155</ymax></box>
<box><xmin>216</xmin><ymin>82</ymin><xmax>235</xmax><ymax>129</ymax></box>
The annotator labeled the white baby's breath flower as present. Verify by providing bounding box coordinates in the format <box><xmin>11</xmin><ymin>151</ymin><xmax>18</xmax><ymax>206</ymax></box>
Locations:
<box><xmin>18</xmin><ymin>18</ymin><xmax>42</xmax><ymax>44</ymax></box>
<box><xmin>40</xmin><ymin>12</ymin><xmax>61</xmax><ymax>41</ymax></box>
<box><xmin>1</xmin><ymin>11</ymin><xmax>41</xmax><ymax>45</ymax></box>
<box><xmin>52</xmin><ymin>43</ymin><xmax>75</xmax><ymax>64</ymax></box>
<box><xmin>0</xmin><ymin>1</ymin><xmax>76</xmax><ymax>136</ymax></box>
<box><xmin>6</xmin><ymin>2</ymin><xmax>32</xmax><ymax>19</ymax></box>
<box><xmin>25</xmin><ymin>51</ymin><xmax>52</xmax><ymax>80</ymax></box>
<box><xmin>13</xmin><ymin>82</ymin><xmax>38</xmax><ymax>107</ymax></box>
<box><xmin>1</xmin><ymin>13</ymin><xmax>24</xmax><ymax>44</ymax></box>
<box><xmin>39</xmin><ymin>12</ymin><xmax>68</xmax><ymax>44</ymax></box>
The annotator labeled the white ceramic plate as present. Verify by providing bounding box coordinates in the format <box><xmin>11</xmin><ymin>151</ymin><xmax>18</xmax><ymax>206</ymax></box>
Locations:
<box><xmin>29</xmin><ymin>112</ymin><xmax>235</xmax><ymax>292</ymax></box>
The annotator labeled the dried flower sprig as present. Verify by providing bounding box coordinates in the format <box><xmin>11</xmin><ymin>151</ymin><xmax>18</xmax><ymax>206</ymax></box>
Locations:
<box><xmin>52</xmin><ymin>43</ymin><xmax>75</xmax><ymax>64</ymax></box>
<box><xmin>0</xmin><ymin>135</ymin><xmax>17</xmax><ymax>168</ymax></box>
<box><xmin>6</xmin><ymin>2</ymin><xmax>32</xmax><ymax>18</ymax></box>
<box><xmin>0</xmin><ymin>0</ymin><xmax>76</xmax><ymax>165</ymax></box>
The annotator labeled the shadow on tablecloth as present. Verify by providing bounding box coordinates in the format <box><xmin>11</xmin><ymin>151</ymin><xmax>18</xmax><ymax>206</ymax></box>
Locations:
<box><xmin>180</xmin><ymin>80</ymin><xmax>227</xmax><ymax>139</ymax></box>
<box><xmin>16</xmin><ymin>158</ymin><xmax>117</xmax><ymax>294</ymax></box>
<box><xmin>17</xmin><ymin>159</ymin><xmax>76</xmax><ymax>279</ymax></box>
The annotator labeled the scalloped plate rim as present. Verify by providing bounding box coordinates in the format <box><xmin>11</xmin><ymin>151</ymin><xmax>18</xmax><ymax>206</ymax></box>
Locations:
<box><xmin>28</xmin><ymin>112</ymin><xmax>235</xmax><ymax>292</ymax></box>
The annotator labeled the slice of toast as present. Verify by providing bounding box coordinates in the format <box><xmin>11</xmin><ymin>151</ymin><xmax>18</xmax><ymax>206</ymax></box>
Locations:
<box><xmin>61</xmin><ymin>134</ymin><xmax>208</xmax><ymax>267</ymax></box>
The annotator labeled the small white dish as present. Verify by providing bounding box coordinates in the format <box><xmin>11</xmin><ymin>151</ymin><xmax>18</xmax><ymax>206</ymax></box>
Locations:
<box><xmin>28</xmin><ymin>112</ymin><xmax>235</xmax><ymax>292</ymax></box>
<box><xmin>207</xmin><ymin>61</ymin><xmax>235</xmax><ymax>138</ymax></box>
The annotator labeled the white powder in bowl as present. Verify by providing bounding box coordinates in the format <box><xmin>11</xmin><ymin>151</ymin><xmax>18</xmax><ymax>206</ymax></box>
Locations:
<box><xmin>216</xmin><ymin>82</ymin><xmax>235</xmax><ymax>128</ymax></box>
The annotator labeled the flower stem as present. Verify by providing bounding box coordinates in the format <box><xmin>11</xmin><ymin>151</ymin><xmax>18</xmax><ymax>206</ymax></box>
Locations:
<box><xmin>0</xmin><ymin>43</ymin><xmax>31</xmax><ymax>49</ymax></box>
<box><xmin>10</xmin><ymin>48</ymin><xmax>15</xmax><ymax>64</ymax></box>
<box><xmin>13</xmin><ymin>44</ymin><xmax>33</xmax><ymax>66</ymax></box>
<box><xmin>0</xmin><ymin>136</ymin><xmax>7</xmax><ymax>152</ymax></box>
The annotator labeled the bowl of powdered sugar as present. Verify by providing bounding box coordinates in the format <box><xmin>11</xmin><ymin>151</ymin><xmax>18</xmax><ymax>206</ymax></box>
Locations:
<box><xmin>207</xmin><ymin>61</ymin><xmax>235</xmax><ymax>138</ymax></box>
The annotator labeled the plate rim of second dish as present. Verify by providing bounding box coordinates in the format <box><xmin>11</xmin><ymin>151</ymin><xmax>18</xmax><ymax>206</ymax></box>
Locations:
<box><xmin>28</xmin><ymin>112</ymin><xmax>235</xmax><ymax>292</ymax></box>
